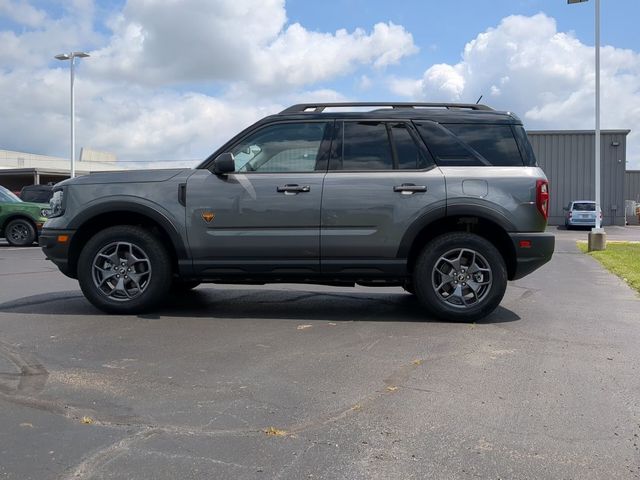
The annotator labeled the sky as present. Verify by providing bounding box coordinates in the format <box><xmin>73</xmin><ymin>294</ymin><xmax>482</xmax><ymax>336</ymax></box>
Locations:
<box><xmin>0</xmin><ymin>0</ymin><xmax>639</xmax><ymax>169</ymax></box>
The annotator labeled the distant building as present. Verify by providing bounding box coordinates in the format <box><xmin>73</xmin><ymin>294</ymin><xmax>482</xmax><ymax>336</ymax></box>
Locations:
<box><xmin>626</xmin><ymin>170</ymin><xmax>640</xmax><ymax>203</ymax></box>
<box><xmin>527</xmin><ymin>130</ymin><xmax>630</xmax><ymax>226</ymax></box>
<box><xmin>0</xmin><ymin>148</ymin><xmax>123</xmax><ymax>191</ymax></box>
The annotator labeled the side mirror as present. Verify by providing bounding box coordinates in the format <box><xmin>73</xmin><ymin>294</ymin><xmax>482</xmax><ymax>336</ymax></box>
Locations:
<box><xmin>212</xmin><ymin>153</ymin><xmax>235</xmax><ymax>175</ymax></box>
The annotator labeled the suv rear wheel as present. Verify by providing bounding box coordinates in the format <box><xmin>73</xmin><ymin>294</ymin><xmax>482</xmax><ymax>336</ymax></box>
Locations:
<box><xmin>77</xmin><ymin>226</ymin><xmax>172</xmax><ymax>314</ymax></box>
<box><xmin>413</xmin><ymin>232</ymin><xmax>507</xmax><ymax>322</ymax></box>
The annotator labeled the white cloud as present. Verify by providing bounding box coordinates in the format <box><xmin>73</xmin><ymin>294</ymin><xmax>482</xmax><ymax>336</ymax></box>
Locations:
<box><xmin>0</xmin><ymin>0</ymin><xmax>416</xmax><ymax>164</ymax></box>
<box><xmin>0</xmin><ymin>0</ymin><xmax>47</xmax><ymax>27</ymax></box>
<box><xmin>390</xmin><ymin>13</ymin><xmax>640</xmax><ymax>168</ymax></box>
<box><xmin>89</xmin><ymin>0</ymin><xmax>417</xmax><ymax>91</ymax></box>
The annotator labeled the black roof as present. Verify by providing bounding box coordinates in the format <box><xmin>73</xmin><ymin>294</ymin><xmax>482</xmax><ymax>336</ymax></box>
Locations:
<box><xmin>267</xmin><ymin>102</ymin><xmax>520</xmax><ymax>124</ymax></box>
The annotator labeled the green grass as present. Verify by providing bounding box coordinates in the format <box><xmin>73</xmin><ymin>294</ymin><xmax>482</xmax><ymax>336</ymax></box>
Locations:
<box><xmin>577</xmin><ymin>242</ymin><xmax>640</xmax><ymax>294</ymax></box>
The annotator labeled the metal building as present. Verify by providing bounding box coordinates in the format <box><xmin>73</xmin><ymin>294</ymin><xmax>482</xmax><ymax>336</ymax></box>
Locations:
<box><xmin>625</xmin><ymin>170</ymin><xmax>640</xmax><ymax>225</ymax></box>
<box><xmin>625</xmin><ymin>170</ymin><xmax>640</xmax><ymax>202</ymax></box>
<box><xmin>528</xmin><ymin>130</ymin><xmax>630</xmax><ymax>226</ymax></box>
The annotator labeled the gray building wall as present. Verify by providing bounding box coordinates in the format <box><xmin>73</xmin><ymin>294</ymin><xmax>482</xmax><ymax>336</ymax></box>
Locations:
<box><xmin>527</xmin><ymin>130</ymin><xmax>629</xmax><ymax>226</ymax></box>
<box><xmin>625</xmin><ymin>170</ymin><xmax>640</xmax><ymax>203</ymax></box>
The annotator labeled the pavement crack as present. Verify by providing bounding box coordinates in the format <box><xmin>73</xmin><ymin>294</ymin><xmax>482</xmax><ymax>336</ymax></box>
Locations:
<box><xmin>60</xmin><ymin>428</ymin><xmax>159</xmax><ymax>480</ymax></box>
<box><xmin>0</xmin><ymin>339</ymin><xmax>49</xmax><ymax>396</ymax></box>
<box><xmin>284</xmin><ymin>357</ymin><xmax>426</xmax><ymax>435</ymax></box>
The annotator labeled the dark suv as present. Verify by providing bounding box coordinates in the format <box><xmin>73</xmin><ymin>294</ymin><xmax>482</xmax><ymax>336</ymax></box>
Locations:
<box><xmin>40</xmin><ymin>102</ymin><xmax>554</xmax><ymax>321</ymax></box>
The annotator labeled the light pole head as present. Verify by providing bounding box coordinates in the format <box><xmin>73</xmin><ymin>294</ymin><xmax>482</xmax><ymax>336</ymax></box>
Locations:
<box><xmin>567</xmin><ymin>0</ymin><xmax>589</xmax><ymax>3</ymax></box>
<box><xmin>54</xmin><ymin>52</ymin><xmax>90</xmax><ymax>61</ymax></box>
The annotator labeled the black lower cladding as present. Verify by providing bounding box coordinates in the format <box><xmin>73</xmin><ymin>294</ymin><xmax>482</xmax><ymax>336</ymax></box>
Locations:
<box><xmin>39</xmin><ymin>228</ymin><xmax>75</xmax><ymax>278</ymax></box>
<box><xmin>508</xmin><ymin>232</ymin><xmax>555</xmax><ymax>280</ymax></box>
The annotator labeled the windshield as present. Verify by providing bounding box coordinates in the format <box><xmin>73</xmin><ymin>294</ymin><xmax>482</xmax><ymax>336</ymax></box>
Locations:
<box><xmin>573</xmin><ymin>202</ymin><xmax>595</xmax><ymax>211</ymax></box>
<box><xmin>0</xmin><ymin>185</ymin><xmax>22</xmax><ymax>203</ymax></box>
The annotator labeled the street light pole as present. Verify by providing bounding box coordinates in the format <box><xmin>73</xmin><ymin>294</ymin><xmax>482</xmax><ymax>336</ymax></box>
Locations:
<box><xmin>568</xmin><ymin>0</ymin><xmax>605</xmax><ymax>250</ymax></box>
<box><xmin>594</xmin><ymin>0</ymin><xmax>601</xmax><ymax>231</ymax></box>
<box><xmin>54</xmin><ymin>52</ymin><xmax>90</xmax><ymax>179</ymax></box>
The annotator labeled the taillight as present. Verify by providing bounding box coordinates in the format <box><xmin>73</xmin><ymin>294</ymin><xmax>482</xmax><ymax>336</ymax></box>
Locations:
<box><xmin>536</xmin><ymin>179</ymin><xmax>549</xmax><ymax>220</ymax></box>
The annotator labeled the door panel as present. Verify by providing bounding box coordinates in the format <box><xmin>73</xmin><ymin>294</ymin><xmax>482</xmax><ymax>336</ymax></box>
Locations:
<box><xmin>186</xmin><ymin>120</ymin><xmax>332</xmax><ymax>277</ymax></box>
<box><xmin>321</xmin><ymin>169</ymin><xmax>446</xmax><ymax>274</ymax></box>
<box><xmin>186</xmin><ymin>170</ymin><xmax>324</xmax><ymax>276</ymax></box>
<box><xmin>321</xmin><ymin>120</ymin><xmax>446</xmax><ymax>276</ymax></box>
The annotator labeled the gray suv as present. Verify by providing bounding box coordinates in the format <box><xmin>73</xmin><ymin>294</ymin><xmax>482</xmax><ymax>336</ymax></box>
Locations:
<box><xmin>40</xmin><ymin>102</ymin><xmax>554</xmax><ymax>321</ymax></box>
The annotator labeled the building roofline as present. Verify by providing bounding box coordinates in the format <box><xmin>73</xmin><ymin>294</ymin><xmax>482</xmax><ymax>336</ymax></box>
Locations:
<box><xmin>0</xmin><ymin>167</ymin><xmax>91</xmax><ymax>175</ymax></box>
<box><xmin>527</xmin><ymin>129</ymin><xmax>631</xmax><ymax>135</ymax></box>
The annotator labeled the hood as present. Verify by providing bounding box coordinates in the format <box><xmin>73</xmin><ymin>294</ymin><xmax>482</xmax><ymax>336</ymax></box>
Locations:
<box><xmin>56</xmin><ymin>168</ymin><xmax>189</xmax><ymax>187</ymax></box>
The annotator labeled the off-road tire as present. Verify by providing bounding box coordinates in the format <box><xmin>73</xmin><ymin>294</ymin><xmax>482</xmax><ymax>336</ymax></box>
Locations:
<box><xmin>413</xmin><ymin>232</ymin><xmax>507</xmax><ymax>322</ymax></box>
<box><xmin>77</xmin><ymin>225</ymin><xmax>172</xmax><ymax>314</ymax></box>
<box><xmin>5</xmin><ymin>218</ymin><xmax>36</xmax><ymax>246</ymax></box>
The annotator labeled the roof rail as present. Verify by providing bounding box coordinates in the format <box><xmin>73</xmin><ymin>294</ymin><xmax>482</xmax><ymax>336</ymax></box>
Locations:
<box><xmin>279</xmin><ymin>102</ymin><xmax>494</xmax><ymax>114</ymax></box>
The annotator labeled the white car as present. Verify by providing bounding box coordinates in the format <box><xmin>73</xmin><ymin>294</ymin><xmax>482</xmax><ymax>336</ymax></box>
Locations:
<box><xmin>564</xmin><ymin>201</ymin><xmax>602</xmax><ymax>228</ymax></box>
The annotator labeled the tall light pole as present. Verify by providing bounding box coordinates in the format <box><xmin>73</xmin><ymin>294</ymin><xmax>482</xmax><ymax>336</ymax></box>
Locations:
<box><xmin>568</xmin><ymin>0</ymin><xmax>605</xmax><ymax>250</ymax></box>
<box><xmin>55</xmin><ymin>52</ymin><xmax>90</xmax><ymax>178</ymax></box>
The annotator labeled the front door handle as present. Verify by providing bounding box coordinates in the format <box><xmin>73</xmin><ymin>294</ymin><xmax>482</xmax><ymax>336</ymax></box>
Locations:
<box><xmin>277</xmin><ymin>184</ymin><xmax>311</xmax><ymax>194</ymax></box>
<box><xmin>393</xmin><ymin>183</ymin><xmax>427</xmax><ymax>194</ymax></box>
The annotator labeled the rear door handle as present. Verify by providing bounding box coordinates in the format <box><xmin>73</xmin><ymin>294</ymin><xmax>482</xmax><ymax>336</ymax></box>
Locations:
<box><xmin>393</xmin><ymin>183</ymin><xmax>427</xmax><ymax>194</ymax></box>
<box><xmin>277</xmin><ymin>184</ymin><xmax>311</xmax><ymax>194</ymax></box>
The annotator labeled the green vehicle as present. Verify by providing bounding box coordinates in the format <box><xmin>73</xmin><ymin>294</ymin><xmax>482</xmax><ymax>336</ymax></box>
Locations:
<box><xmin>0</xmin><ymin>185</ymin><xmax>49</xmax><ymax>246</ymax></box>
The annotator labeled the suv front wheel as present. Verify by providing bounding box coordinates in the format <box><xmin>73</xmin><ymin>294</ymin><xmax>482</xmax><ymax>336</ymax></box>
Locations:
<box><xmin>5</xmin><ymin>218</ymin><xmax>36</xmax><ymax>246</ymax></box>
<box><xmin>413</xmin><ymin>232</ymin><xmax>507</xmax><ymax>322</ymax></box>
<box><xmin>77</xmin><ymin>226</ymin><xmax>172</xmax><ymax>314</ymax></box>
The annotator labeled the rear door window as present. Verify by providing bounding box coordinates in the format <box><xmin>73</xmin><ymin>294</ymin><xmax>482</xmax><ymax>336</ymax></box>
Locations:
<box><xmin>389</xmin><ymin>123</ymin><xmax>430</xmax><ymax>170</ymax></box>
<box><xmin>333</xmin><ymin>121</ymin><xmax>431</xmax><ymax>171</ymax></box>
<box><xmin>341</xmin><ymin>121</ymin><xmax>393</xmax><ymax>170</ymax></box>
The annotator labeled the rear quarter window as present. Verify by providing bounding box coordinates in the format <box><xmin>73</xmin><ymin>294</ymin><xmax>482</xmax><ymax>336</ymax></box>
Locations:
<box><xmin>415</xmin><ymin>122</ymin><xmax>525</xmax><ymax>167</ymax></box>
<box><xmin>443</xmin><ymin>124</ymin><xmax>524</xmax><ymax>167</ymax></box>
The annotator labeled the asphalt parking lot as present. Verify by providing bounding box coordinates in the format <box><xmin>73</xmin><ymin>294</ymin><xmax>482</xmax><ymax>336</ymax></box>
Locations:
<box><xmin>0</xmin><ymin>227</ymin><xmax>639</xmax><ymax>479</ymax></box>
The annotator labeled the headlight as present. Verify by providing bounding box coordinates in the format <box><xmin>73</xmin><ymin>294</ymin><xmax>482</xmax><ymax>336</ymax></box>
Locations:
<box><xmin>49</xmin><ymin>190</ymin><xmax>65</xmax><ymax>218</ymax></box>
<box><xmin>40</xmin><ymin>208</ymin><xmax>51</xmax><ymax>218</ymax></box>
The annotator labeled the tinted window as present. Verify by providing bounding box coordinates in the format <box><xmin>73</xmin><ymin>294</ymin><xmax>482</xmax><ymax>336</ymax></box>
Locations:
<box><xmin>231</xmin><ymin>122</ymin><xmax>330</xmax><ymax>173</ymax></box>
<box><xmin>444</xmin><ymin>124</ymin><xmax>524</xmax><ymax>166</ymax></box>
<box><xmin>390</xmin><ymin>123</ymin><xmax>428</xmax><ymax>170</ymax></box>
<box><xmin>573</xmin><ymin>203</ymin><xmax>596</xmax><ymax>211</ymax></box>
<box><xmin>513</xmin><ymin>125</ymin><xmax>537</xmax><ymax>166</ymax></box>
<box><xmin>21</xmin><ymin>188</ymin><xmax>53</xmax><ymax>203</ymax></box>
<box><xmin>415</xmin><ymin>122</ymin><xmax>485</xmax><ymax>167</ymax></box>
<box><xmin>0</xmin><ymin>185</ymin><xmax>21</xmax><ymax>203</ymax></box>
<box><xmin>341</xmin><ymin>122</ymin><xmax>393</xmax><ymax>170</ymax></box>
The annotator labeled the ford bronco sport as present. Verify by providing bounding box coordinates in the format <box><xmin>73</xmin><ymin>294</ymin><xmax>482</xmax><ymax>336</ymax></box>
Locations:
<box><xmin>40</xmin><ymin>102</ymin><xmax>554</xmax><ymax>321</ymax></box>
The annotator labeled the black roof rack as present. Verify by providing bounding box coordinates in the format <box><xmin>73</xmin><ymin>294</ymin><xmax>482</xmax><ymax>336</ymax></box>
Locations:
<box><xmin>279</xmin><ymin>102</ymin><xmax>494</xmax><ymax>114</ymax></box>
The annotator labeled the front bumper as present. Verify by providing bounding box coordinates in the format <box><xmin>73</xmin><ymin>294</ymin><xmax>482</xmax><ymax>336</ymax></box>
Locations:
<box><xmin>508</xmin><ymin>232</ymin><xmax>555</xmax><ymax>280</ymax></box>
<box><xmin>39</xmin><ymin>228</ymin><xmax>76</xmax><ymax>278</ymax></box>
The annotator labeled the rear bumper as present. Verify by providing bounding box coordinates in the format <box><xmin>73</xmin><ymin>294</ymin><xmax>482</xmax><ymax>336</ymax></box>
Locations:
<box><xmin>508</xmin><ymin>232</ymin><xmax>555</xmax><ymax>280</ymax></box>
<box><xmin>567</xmin><ymin>218</ymin><xmax>596</xmax><ymax>226</ymax></box>
<box><xmin>39</xmin><ymin>228</ymin><xmax>76</xmax><ymax>278</ymax></box>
